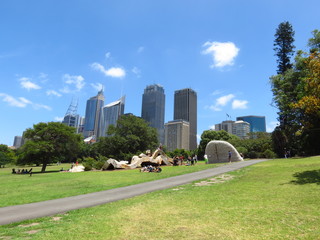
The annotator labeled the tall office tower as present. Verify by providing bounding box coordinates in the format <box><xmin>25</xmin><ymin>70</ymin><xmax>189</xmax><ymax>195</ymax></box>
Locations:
<box><xmin>141</xmin><ymin>84</ymin><xmax>165</xmax><ymax>144</ymax></box>
<box><xmin>83</xmin><ymin>90</ymin><xmax>105</xmax><ymax>138</ymax></box>
<box><xmin>99</xmin><ymin>96</ymin><xmax>125</xmax><ymax>137</ymax></box>
<box><xmin>62</xmin><ymin>99</ymin><xmax>80</xmax><ymax>130</ymax></box>
<box><xmin>13</xmin><ymin>136</ymin><xmax>23</xmax><ymax>148</ymax></box>
<box><xmin>164</xmin><ymin>120</ymin><xmax>190</xmax><ymax>151</ymax></box>
<box><xmin>236</xmin><ymin>115</ymin><xmax>266</xmax><ymax>132</ymax></box>
<box><xmin>174</xmin><ymin>88</ymin><xmax>197</xmax><ymax>150</ymax></box>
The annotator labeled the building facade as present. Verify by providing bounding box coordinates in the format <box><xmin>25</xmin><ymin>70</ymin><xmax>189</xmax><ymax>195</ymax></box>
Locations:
<box><xmin>83</xmin><ymin>90</ymin><xmax>105</xmax><ymax>138</ymax></box>
<box><xmin>99</xmin><ymin>96</ymin><xmax>125</xmax><ymax>137</ymax></box>
<box><xmin>174</xmin><ymin>88</ymin><xmax>197</xmax><ymax>150</ymax></box>
<box><xmin>141</xmin><ymin>84</ymin><xmax>165</xmax><ymax>144</ymax></box>
<box><xmin>164</xmin><ymin>120</ymin><xmax>190</xmax><ymax>151</ymax></box>
<box><xmin>236</xmin><ymin>115</ymin><xmax>266</xmax><ymax>132</ymax></box>
<box><xmin>232</xmin><ymin>120</ymin><xmax>250</xmax><ymax>139</ymax></box>
<box><xmin>13</xmin><ymin>136</ymin><xmax>23</xmax><ymax>148</ymax></box>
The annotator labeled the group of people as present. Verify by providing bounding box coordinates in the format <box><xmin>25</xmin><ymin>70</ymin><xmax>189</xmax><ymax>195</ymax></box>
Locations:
<box><xmin>12</xmin><ymin>168</ymin><xmax>33</xmax><ymax>176</ymax></box>
<box><xmin>140</xmin><ymin>165</ymin><xmax>162</xmax><ymax>173</ymax></box>
<box><xmin>173</xmin><ymin>155</ymin><xmax>198</xmax><ymax>166</ymax></box>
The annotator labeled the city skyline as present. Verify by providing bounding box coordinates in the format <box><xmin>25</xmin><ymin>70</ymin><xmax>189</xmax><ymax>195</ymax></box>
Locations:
<box><xmin>1</xmin><ymin>1</ymin><xmax>319</xmax><ymax>146</ymax></box>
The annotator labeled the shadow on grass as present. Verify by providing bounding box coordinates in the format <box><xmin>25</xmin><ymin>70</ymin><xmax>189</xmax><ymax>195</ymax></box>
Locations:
<box><xmin>290</xmin><ymin>170</ymin><xmax>320</xmax><ymax>185</ymax></box>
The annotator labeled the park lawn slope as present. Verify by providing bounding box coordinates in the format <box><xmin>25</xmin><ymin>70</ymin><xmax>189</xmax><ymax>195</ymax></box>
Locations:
<box><xmin>0</xmin><ymin>156</ymin><xmax>319</xmax><ymax>239</ymax></box>
<box><xmin>0</xmin><ymin>162</ymin><xmax>222</xmax><ymax>207</ymax></box>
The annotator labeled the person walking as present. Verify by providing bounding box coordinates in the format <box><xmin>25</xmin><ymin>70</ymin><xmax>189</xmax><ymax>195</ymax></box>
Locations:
<box><xmin>228</xmin><ymin>150</ymin><xmax>232</xmax><ymax>163</ymax></box>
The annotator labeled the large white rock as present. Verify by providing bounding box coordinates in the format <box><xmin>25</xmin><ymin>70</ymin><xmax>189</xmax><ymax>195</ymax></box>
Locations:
<box><xmin>205</xmin><ymin>140</ymin><xmax>243</xmax><ymax>163</ymax></box>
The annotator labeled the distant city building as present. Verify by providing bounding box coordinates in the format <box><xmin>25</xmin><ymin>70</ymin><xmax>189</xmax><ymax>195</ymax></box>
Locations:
<box><xmin>232</xmin><ymin>120</ymin><xmax>250</xmax><ymax>139</ymax></box>
<box><xmin>164</xmin><ymin>120</ymin><xmax>190</xmax><ymax>151</ymax></box>
<box><xmin>215</xmin><ymin>120</ymin><xmax>234</xmax><ymax>133</ymax></box>
<box><xmin>99</xmin><ymin>96</ymin><xmax>125</xmax><ymax>137</ymax></box>
<box><xmin>13</xmin><ymin>136</ymin><xmax>22</xmax><ymax>148</ymax></box>
<box><xmin>141</xmin><ymin>84</ymin><xmax>165</xmax><ymax>144</ymax></box>
<box><xmin>236</xmin><ymin>115</ymin><xmax>266</xmax><ymax>132</ymax></box>
<box><xmin>77</xmin><ymin>116</ymin><xmax>85</xmax><ymax>134</ymax></box>
<box><xmin>83</xmin><ymin>90</ymin><xmax>105</xmax><ymax>138</ymax></box>
<box><xmin>174</xmin><ymin>88</ymin><xmax>197</xmax><ymax>150</ymax></box>
<box><xmin>62</xmin><ymin>99</ymin><xmax>80</xmax><ymax>130</ymax></box>
<box><xmin>214</xmin><ymin>120</ymin><xmax>250</xmax><ymax>139</ymax></box>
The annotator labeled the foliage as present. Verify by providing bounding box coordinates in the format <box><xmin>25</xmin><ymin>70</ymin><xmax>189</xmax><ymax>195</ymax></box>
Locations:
<box><xmin>17</xmin><ymin>122</ymin><xmax>82</xmax><ymax>172</ymax></box>
<box><xmin>0</xmin><ymin>144</ymin><xmax>16</xmax><ymax>167</ymax></box>
<box><xmin>274</xmin><ymin>21</ymin><xmax>295</xmax><ymax>74</ymax></box>
<box><xmin>197</xmin><ymin>130</ymin><xmax>239</xmax><ymax>159</ymax></box>
<box><xmin>229</xmin><ymin>134</ymin><xmax>274</xmax><ymax>158</ymax></box>
<box><xmin>166</xmin><ymin>148</ymin><xmax>192</xmax><ymax>159</ymax></box>
<box><xmin>95</xmin><ymin>115</ymin><xmax>159</xmax><ymax>161</ymax></box>
<box><xmin>270</xmin><ymin>29</ymin><xmax>320</xmax><ymax>156</ymax></box>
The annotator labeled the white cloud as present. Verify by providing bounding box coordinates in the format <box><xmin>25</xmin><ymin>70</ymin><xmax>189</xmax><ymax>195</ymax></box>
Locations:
<box><xmin>209</xmin><ymin>125</ymin><xmax>215</xmax><ymax>130</ymax></box>
<box><xmin>46</xmin><ymin>90</ymin><xmax>62</xmax><ymax>97</ymax></box>
<box><xmin>91</xmin><ymin>62</ymin><xmax>126</xmax><ymax>78</ymax></box>
<box><xmin>91</xmin><ymin>83</ymin><xmax>104</xmax><ymax>92</ymax></box>
<box><xmin>19</xmin><ymin>77</ymin><xmax>41</xmax><ymax>90</ymax></box>
<box><xmin>55</xmin><ymin>116</ymin><xmax>64</xmax><ymax>122</ymax></box>
<box><xmin>62</xmin><ymin>74</ymin><xmax>85</xmax><ymax>92</ymax></box>
<box><xmin>267</xmin><ymin>121</ymin><xmax>279</xmax><ymax>132</ymax></box>
<box><xmin>132</xmin><ymin>67</ymin><xmax>141</xmax><ymax>77</ymax></box>
<box><xmin>202</xmin><ymin>41</ymin><xmax>239</xmax><ymax>68</ymax></box>
<box><xmin>105</xmin><ymin>52</ymin><xmax>111</xmax><ymax>58</ymax></box>
<box><xmin>211</xmin><ymin>90</ymin><xmax>223</xmax><ymax>96</ymax></box>
<box><xmin>232</xmin><ymin>99</ymin><xmax>248</xmax><ymax>109</ymax></box>
<box><xmin>208</xmin><ymin>94</ymin><xmax>235</xmax><ymax>111</ymax></box>
<box><xmin>0</xmin><ymin>93</ymin><xmax>28</xmax><ymax>107</ymax></box>
<box><xmin>0</xmin><ymin>93</ymin><xmax>51</xmax><ymax>110</ymax></box>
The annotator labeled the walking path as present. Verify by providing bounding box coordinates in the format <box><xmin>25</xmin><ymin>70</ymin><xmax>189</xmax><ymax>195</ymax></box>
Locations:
<box><xmin>0</xmin><ymin>160</ymin><xmax>266</xmax><ymax>225</ymax></box>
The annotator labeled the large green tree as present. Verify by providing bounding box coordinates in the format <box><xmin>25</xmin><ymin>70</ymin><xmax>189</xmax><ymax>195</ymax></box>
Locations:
<box><xmin>0</xmin><ymin>144</ymin><xmax>15</xmax><ymax>167</ymax></box>
<box><xmin>95</xmin><ymin>115</ymin><xmax>158</xmax><ymax>160</ymax></box>
<box><xmin>17</xmin><ymin>122</ymin><xmax>82</xmax><ymax>172</ymax></box>
<box><xmin>197</xmin><ymin>130</ymin><xmax>239</xmax><ymax>159</ymax></box>
<box><xmin>274</xmin><ymin>21</ymin><xmax>295</xmax><ymax>74</ymax></box>
<box><xmin>270</xmin><ymin>29</ymin><xmax>320</xmax><ymax>156</ymax></box>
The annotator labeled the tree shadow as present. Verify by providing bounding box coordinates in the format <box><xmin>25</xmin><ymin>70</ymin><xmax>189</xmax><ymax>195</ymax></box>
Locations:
<box><xmin>290</xmin><ymin>170</ymin><xmax>320</xmax><ymax>185</ymax></box>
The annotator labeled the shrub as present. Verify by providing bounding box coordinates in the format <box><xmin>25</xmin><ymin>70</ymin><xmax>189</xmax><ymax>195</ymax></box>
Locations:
<box><xmin>263</xmin><ymin>149</ymin><xmax>277</xmax><ymax>159</ymax></box>
<box><xmin>247</xmin><ymin>151</ymin><xmax>258</xmax><ymax>159</ymax></box>
<box><xmin>82</xmin><ymin>157</ymin><xmax>96</xmax><ymax>171</ymax></box>
<box><xmin>236</xmin><ymin>147</ymin><xmax>248</xmax><ymax>157</ymax></box>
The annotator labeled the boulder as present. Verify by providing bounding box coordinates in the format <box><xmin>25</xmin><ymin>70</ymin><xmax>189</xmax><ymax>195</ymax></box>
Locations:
<box><xmin>205</xmin><ymin>140</ymin><xmax>243</xmax><ymax>163</ymax></box>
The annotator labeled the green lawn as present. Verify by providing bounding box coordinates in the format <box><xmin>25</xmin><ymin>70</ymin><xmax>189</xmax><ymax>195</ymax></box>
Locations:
<box><xmin>1</xmin><ymin>157</ymin><xmax>319</xmax><ymax>239</ymax></box>
<box><xmin>0</xmin><ymin>161</ymin><xmax>222</xmax><ymax>207</ymax></box>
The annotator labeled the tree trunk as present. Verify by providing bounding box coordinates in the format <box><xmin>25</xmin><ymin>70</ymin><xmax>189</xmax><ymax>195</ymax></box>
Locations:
<box><xmin>41</xmin><ymin>162</ymin><xmax>47</xmax><ymax>173</ymax></box>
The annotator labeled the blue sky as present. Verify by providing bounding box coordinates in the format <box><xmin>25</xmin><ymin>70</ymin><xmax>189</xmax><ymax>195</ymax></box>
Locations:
<box><xmin>0</xmin><ymin>0</ymin><xmax>319</xmax><ymax>146</ymax></box>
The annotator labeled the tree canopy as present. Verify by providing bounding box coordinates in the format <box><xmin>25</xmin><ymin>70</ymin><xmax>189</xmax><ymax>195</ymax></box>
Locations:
<box><xmin>95</xmin><ymin>114</ymin><xmax>159</xmax><ymax>160</ymax></box>
<box><xmin>274</xmin><ymin>21</ymin><xmax>295</xmax><ymax>74</ymax></box>
<box><xmin>0</xmin><ymin>144</ymin><xmax>15</xmax><ymax>167</ymax></box>
<box><xmin>17</xmin><ymin>122</ymin><xmax>82</xmax><ymax>172</ymax></box>
<box><xmin>270</xmin><ymin>29</ymin><xmax>320</xmax><ymax>156</ymax></box>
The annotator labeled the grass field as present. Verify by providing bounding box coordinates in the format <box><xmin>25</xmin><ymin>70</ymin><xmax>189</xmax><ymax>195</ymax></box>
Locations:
<box><xmin>1</xmin><ymin>157</ymin><xmax>320</xmax><ymax>239</ymax></box>
<box><xmin>0</xmin><ymin>161</ymin><xmax>222</xmax><ymax>207</ymax></box>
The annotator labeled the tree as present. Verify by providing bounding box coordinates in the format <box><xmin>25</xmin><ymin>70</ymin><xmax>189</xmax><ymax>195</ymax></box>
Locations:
<box><xmin>274</xmin><ymin>21</ymin><xmax>295</xmax><ymax>74</ymax></box>
<box><xmin>0</xmin><ymin>144</ymin><xmax>15</xmax><ymax>167</ymax></box>
<box><xmin>197</xmin><ymin>130</ymin><xmax>238</xmax><ymax>159</ymax></box>
<box><xmin>17</xmin><ymin>122</ymin><xmax>82</xmax><ymax>172</ymax></box>
<box><xmin>95</xmin><ymin>115</ymin><xmax>159</xmax><ymax>160</ymax></box>
<box><xmin>270</xmin><ymin>29</ymin><xmax>320</xmax><ymax>156</ymax></box>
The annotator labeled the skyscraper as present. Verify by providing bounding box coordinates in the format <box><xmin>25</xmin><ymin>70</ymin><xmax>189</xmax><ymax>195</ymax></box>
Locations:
<box><xmin>141</xmin><ymin>84</ymin><xmax>165</xmax><ymax>144</ymax></box>
<box><xmin>99</xmin><ymin>96</ymin><xmax>125</xmax><ymax>137</ymax></box>
<box><xmin>62</xmin><ymin>99</ymin><xmax>80</xmax><ymax>130</ymax></box>
<box><xmin>83</xmin><ymin>90</ymin><xmax>105</xmax><ymax>138</ymax></box>
<box><xmin>236</xmin><ymin>115</ymin><xmax>266</xmax><ymax>132</ymax></box>
<box><xmin>174</xmin><ymin>88</ymin><xmax>197</xmax><ymax>150</ymax></box>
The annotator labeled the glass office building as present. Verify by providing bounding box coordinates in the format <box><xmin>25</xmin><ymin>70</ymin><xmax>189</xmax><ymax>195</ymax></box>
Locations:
<box><xmin>100</xmin><ymin>96</ymin><xmax>125</xmax><ymax>137</ymax></box>
<box><xmin>174</xmin><ymin>88</ymin><xmax>197</xmax><ymax>150</ymax></box>
<box><xmin>236</xmin><ymin>115</ymin><xmax>266</xmax><ymax>132</ymax></box>
<box><xmin>141</xmin><ymin>84</ymin><xmax>165</xmax><ymax>144</ymax></box>
<box><xmin>83</xmin><ymin>90</ymin><xmax>105</xmax><ymax>138</ymax></box>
